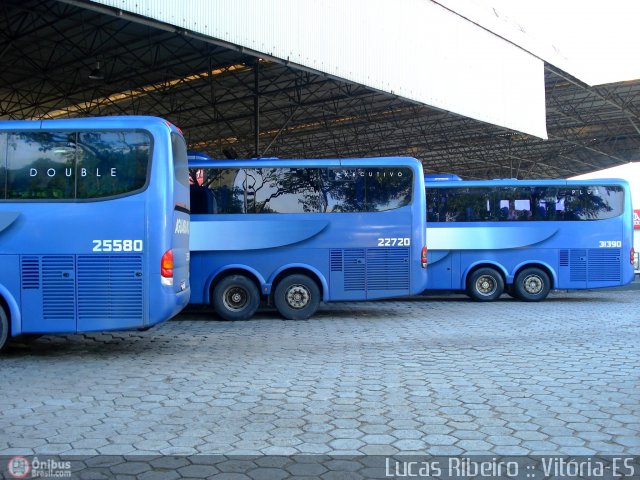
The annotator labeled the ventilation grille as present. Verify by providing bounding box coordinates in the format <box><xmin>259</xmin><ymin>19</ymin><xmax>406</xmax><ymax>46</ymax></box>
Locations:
<box><xmin>330</xmin><ymin>249</ymin><xmax>343</xmax><ymax>272</ymax></box>
<box><xmin>366</xmin><ymin>248</ymin><xmax>410</xmax><ymax>290</ymax></box>
<box><xmin>21</xmin><ymin>256</ymin><xmax>40</xmax><ymax>290</ymax></box>
<box><xmin>587</xmin><ymin>249</ymin><xmax>621</xmax><ymax>282</ymax></box>
<box><xmin>344</xmin><ymin>249</ymin><xmax>365</xmax><ymax>291</ymax></box>
<box><xmin>559</xmin><ymin>250</ymin><xmax>569</xmax><ymax>267</ymax></box>
<box><xmin>42</xmin><ymin>256</ymin><xmax>75</xmax><ymax>321</ymax></box>
<box><xmin>562</xmin><ymin>248</ymin><xmax>622</xmax><ymax>283</ymax></box>
<box><xmin>569</xmin><ymin>249</ymin><xmax>587</xmax><ymax>282</ymax></box>
<box><xmin>77</xmin><ymin>255</ymin><xmax>143</xmax><ymax>322</ymax></box>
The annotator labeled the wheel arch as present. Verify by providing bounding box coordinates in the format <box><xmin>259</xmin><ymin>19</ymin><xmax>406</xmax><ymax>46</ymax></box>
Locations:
<box><xmin>0</xmin><ymin>284</ymin><xmax>21</xmax><ymax>337</ymax></box>
<box><xmin>269</xmin><ymin>265</ymin><xmax>327</xmax><ymax>302</ymax></box>
<box><xmin>512</xmin><ymin>262</ymin><xmax>556</xmax><ymax>289</ymax></box>
<box><xmin>462</xmin><ymin>261</ymin><xmax>508</xmax><ymax>289</ymax></box>
<box><xmin>204</xmin><ymin>265</ymin><xmax>266</xmax><ymax>304</ymax></box>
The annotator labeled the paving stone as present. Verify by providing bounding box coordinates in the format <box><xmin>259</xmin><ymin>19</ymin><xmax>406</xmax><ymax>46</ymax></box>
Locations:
<box><xmin>455</xmin><ymin>439</ymin><xmax>494</xmax><ymax>451</ymax></box>
<box><xmin>491</xmin><ymin>445</ymin><xmax>530</xmax><ymax>455</ymax></box>
<box><xmin>0</xmin><ymin>289</ymin><xmax>638</xmax><ymax>463</ymax></box>
<box><xmin>392</xmin><ymin>439</ymin><xmax>428</xmax><ymax>451</ymax></box>
<box><xmin>613</xmin><ymin>436</ymin><xmax>640</xmax><ymax>447</ymax></box>
<box><xmin>358</xmin><ymin>434</ymin><xmax>396</xmax><ymax>445</ymax></box>
<box><xmin>513</xmin><ymin>430</ymin><xmax>548</xmax><ymax>441</ymax></box>
<box><xmin>549</xmin><ymin>436</ymin><xmax>586</xmax><ymax>447</ymax></box>
<box><xmin>423</xmin><ymin>434</ymin><xmax>458</xmax><ymax>446</ymax></box>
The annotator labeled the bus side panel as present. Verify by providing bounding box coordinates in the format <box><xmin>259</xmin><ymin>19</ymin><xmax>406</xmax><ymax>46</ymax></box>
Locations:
<box><xmin>188</xmin><ymin>254</ymin><xmax>208</xmax><ymax>305</ymax></box>
<box><xmin>5</xmin><ymin>202</ymin><xmax>148</xmax><ymax>333</ymax></box>
<box><xmin>168</xmin><ymin>132</ymin><xmax>191</xmax><ymax>316</ymax></box>
<box><xmin>557</xmin><ymin>248</ymin><xmax>629</xmax><ymax>289</ymax></box>
<box><xmin>555</xmin><ymin>220</ymin><xmax>632</xmax><ymax>289</ymax></box>
<box><xmin>0</xmin><ymin>256</ymin><xmax>23</xmax><ymax>334</ymax></box>
<box><xmin>144</xmin><ymin>129</ymin><xmax>191</xmax><ymax>327</ymax></box>
<box><xmin>425</xmin><ymin>250</ymin><xmax>453</xmax><ymax>290</ymax></box>
<box><xmin>190</xmin><ymin>211</ymin><xmax>417</xmax><ymax>304</ymax></box>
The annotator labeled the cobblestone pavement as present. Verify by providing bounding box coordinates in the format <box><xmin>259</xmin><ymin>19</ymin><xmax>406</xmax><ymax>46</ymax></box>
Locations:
<box><xmin>1</xmin><ymin>290</ymin><xmax>639</xmax><ymax>458</ymax></box>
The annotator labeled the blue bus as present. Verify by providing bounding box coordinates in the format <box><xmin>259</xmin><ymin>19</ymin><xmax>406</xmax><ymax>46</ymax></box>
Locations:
<box><xmin>425</xmin><ymin>178</ymin><xmax>635</xmax><ymax>301</ymax></box>
<box><xmin>188</xmin><ymin>154</ymin><xmax>428</xmax><ymax>320</ymax></box>
<box><xmin>0</xmin><ymin>116</ymin><xmax>190</xmax><ymax>351</ymax></box>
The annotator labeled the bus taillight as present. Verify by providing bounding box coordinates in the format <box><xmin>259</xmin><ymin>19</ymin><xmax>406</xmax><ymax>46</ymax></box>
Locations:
<box><xmin>161</xmin><ymin>249</ymin><xmax>174</xmax><ymax>286</ymax></box>
<box><xmin>421</xmin><ymin>246</ymin><xmax>428</xmax><ymax>268</ymax></box>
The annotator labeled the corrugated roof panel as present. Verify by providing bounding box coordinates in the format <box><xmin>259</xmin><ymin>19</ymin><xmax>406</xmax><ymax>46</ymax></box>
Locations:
<box><xmin>91</xmin><ymin>0</ymin><xmax>547</xmax><ymax>139</ymax></box>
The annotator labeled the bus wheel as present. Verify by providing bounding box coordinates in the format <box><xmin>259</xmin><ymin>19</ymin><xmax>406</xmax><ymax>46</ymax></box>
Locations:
<box><xmin>467</xmin><ymin>268</ymin><xmax>504</xmax><ymax>301</ymax></box>
<box><xmin>513</xmin><ymin>268</ymin><xmax>550</xmax><ymax>301</ymax></box>
<box><xmin>274</xmin><ymin>274</ymin><xmax>320</xmax><ymax>320</ymax></box>
<box><xmin>0</xmin><ymin>305</ymin><xmax>9</xmax><ymax>353</ymax></box>
<box><xmin>212</xmin><ymin>275</ymin><xmax>260</xmax><ymax>321</ymax></box>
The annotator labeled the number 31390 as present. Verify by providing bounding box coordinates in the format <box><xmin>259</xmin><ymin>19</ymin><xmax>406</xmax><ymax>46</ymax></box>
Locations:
<box><xmin>377</xmin><ymin>237</ymin><xmax>410</xmax><ymax>247</ymax></box>
<box><xmin>599</xmin><ymin>240</ymin><xmax>621</xmax><ymax>248</ymax></box>
<box><xmin>92</xmin><ymin>240</ymin><xmax>143</xmax><ymax>252</ymax></box>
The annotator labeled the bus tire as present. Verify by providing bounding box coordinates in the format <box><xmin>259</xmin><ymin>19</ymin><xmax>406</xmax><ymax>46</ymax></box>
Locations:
<box><xmin>212</xmin><ymin>275</ymin><xmax>260</xmax><ymax>321</ymax></box>
<box><xmin>274</xmin><ymin>274</ymin><xmax>320</xmax><ymax>320</ymax></box>
<box><xmin>467</xmin><ymin>268</ymin><xmax>504</xmax><ymax>301</ymax></box>
<box><xmin>0</xmin><ymin>305</ymin><xmax>9</xmax><ymax>353</ymax></box>
<box><xmin>513</xmin><ymin>268</ymin><xmax>550</xmax><ymax>301</ymax></box>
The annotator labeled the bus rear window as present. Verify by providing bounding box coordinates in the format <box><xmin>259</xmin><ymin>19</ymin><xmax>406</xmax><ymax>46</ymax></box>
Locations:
<box><xmin>6</xmin><ymin>132</ymin><xmax>76</xmax><ymax>199</ymax></box>
<box><xmin>1</xmin><ymin>130</ymin><xmax>151</xmax><ymax>200</ymax></box>
<box><xmin>77</xmin><ymin>131</ymin><xmax>150</xmax><ymax>198</ymax></box>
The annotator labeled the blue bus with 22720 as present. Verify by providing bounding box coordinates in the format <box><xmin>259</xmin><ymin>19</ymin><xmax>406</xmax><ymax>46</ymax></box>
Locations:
<box><xmin>188</xmin><ymin>153</ymin><xmax>428</xmax><ymax>321</ymax></box>
<box><xmin>425</xmin><ymin>177</ymin><xmax>635</xmax><ymax>301</ymax></box>
<box><xmin>0</xmin><ymin>116</ymin><xmax>191</xmax><ymax>351</ymax></box>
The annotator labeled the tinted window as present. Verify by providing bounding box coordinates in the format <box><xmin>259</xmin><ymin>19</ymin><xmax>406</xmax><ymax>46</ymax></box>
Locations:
<box><xmin>427</xmin><ymin>187</ymin><xmax>493</xmax><ymax>222</ymax></box>
<box><xmin>427</xmin><ymin>185</ymin><xmax>625</xmax><ymax>222</ymax></box>
<box><xmin>191</xmin><ymin>166</ymin><xmax>413</xmax><ymax>214</ymax></box>
<box><xmin>77</xmin><ymin>131</ymin><xmax>150</xmax><ymax>199</ymax></box>
<box><xmin>7</xmin><ymin>132</ymin><xmax>76</xmax><ymax>199</ymax></box>
<box><xmin>2</xmin><ymin>129</ymin><xmax>151</xmax><ymax>201</ymax></box>
<box><xmin>366</xmin><ymin>168</ymin><xmax>413</xmax><ymax>211</ymax></box>
<box><xmin>325</xmin><ymin>168</ymin><xmax>412</xmax><ymax>213</ymax></box>
<box><xmin>191</xmin><ymin>168</ymin><xmax>245</xmax><ymax>214</ymax></box>
<box><xmin>248</xmin><ymin>168</ymin><xmax>324</xmax><ymax>213</ymax></box>
<box><xmin>558</xmin><ymin>185</ymin><xmax>624</xmax><ymax>220</ymax></box>
<box><xmin>324</xmin><ymin>168</ymin><xmax>363</xmax><ymax>212</ymax></box>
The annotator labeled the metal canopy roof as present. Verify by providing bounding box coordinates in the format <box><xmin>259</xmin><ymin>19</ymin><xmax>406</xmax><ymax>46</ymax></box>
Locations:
<box><xmin>1</xmin><ymin>0</ymin><xmax>639</xmax><ymax>179</ymax></box>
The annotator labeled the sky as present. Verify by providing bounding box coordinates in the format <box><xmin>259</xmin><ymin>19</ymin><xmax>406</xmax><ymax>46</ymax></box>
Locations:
<box><xmin>477</xmin><ymin>0</ymin><xmax>640</xmax><ymax>85</ymax></box>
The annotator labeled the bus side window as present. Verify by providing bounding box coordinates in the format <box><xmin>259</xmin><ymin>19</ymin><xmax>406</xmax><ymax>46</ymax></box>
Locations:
<box><xmin>190</xmin><ymin>184</ymin><xmax>217</xmax><ymax>214</ymax></box>
<box><xmin>514</xmin><ymin>199</ymin><xmax>531</xmax><ymax>220</ymax></box>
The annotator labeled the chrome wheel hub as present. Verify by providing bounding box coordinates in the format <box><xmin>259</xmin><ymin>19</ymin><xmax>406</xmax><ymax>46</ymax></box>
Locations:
<box><xmin>476</xmin><ymin>275</ymin><xmax>497</xmax><ymax>296</ymax></box>
<box><xmin>523</xmin><ymin>275</ymin><xmax>543</xmax><ymax>294</ymax></box>
<box><xmin>286</xmin><ymin>285</ymin><xmax>311</xmax><ymax>309</ymax></box>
